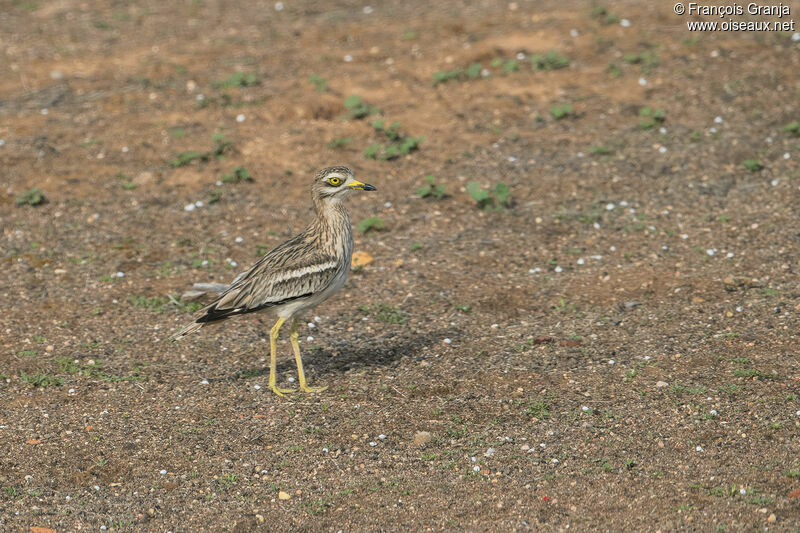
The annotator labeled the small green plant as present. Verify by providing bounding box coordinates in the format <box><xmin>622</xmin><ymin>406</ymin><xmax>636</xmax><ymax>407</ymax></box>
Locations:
<box><xmin>357</xmin><ymin>217</ymin><xmax>385</xmax><ymax>233</ymax></box>
<box><xmin>214</xmin><ymin>72</ymin><xmax>258</xmax><ymax>89</ymax></box>
<box><xmin>417</xmin><ymin>175</ymin><xmax>446</xmax><ymax>198</ymax></box>
<box><xmin>221</xmin><ymin>166</ymin><xmax>252</xmax><ymax>183</ymax></box>
<box><xmin>128</xmin><ymin>295</ymin><xmax>167</xmax><ymax>312</ymax></box>
<box><xmin>171</xmin><ymin>134</ymin><xmax>233</xmax><ymax>167</ymax></box>
<box><xmin>638</xmin><ymin>107</ymin><xmax>666</xmax><ymax>129</ymax></box>
<box><xmin>466</xmin><ymin>182</ymin><xmax>510</xmax><ymax>210</ymax></box>
<box><xmin>742</xmin><ymin>159</ymin><xmax>764</xmax><ymax>172</ymax></box>
<box><xmin>361</xmin><ymin>303</ymin><xmax>407</xmax><ymax>324</ymax></box>
<box><xmin>309</xmin><ymin>74</ymin><xmax>328</xmax><ymax>92</ymax></box>
<box><xmin>607</xmin><ymin>63</ymin><xmax>621</xmax><ymax>77</ymax></box>
<box><xmin>115</xmin><ymin>172</ymin><xmax>137</xmax><ymax>190</ymax></box>
<box><xmin>409</xmin><ymin>241</ymin><xmax>423</xmax><ymax>251</ymax></box>
<box><xmin>327</xmin><ymin>137</ymin><xmax>352</xmax><ymax>149</ymax></box>
<box><xmin>623</xmin><ymin>51</ymin><xmax>659</xmax><ymax>73</ymax></box>
<box><xmin>525</xmin><ymin>400</ymin><xmax>550</xmax><ymax>418</ymax></box>
<box><xmin>20</xmin><ymin>371</ymin><xmax>63</xmax><ymax>388</ymax></box>
<box><xmin>170</xmin><ymin>150</ymin><xmax>207</xmax><ymax>167</ymax></box>
<box><xmin>364</xmin><ymin>120</ymin><xmax>423</xmax><ymax>160</ymax></box>
<box><xmin>344</xmin><ymin>95</ymin><xmax>380</xmax><ymax>119</ymax></box>
<box><xmin>432</xmin><ymin>63</ymin><xmax>482</xmax><ymax>86</ymax></box>
<box><xmin>15</xmin><ymin>188</ymin><xmax>46</xmax><ymax>206</ymax></box>
<box><xmin>549</xmin><ymin>104</ymin><xmax>573</xmax><ymax>119</ymax></box>
<box><xmin>531</xmin><ymin>51</ymin><xmax>569</xmax><ymax>70</ymax></box>
<box><xmin>782</xmin><ymin>120</ymin><xmax>800</xmax><ymax>137</ymax></box>
<box><xmin>589</xmin><ymin>145</ymin><xmax>611</xmax><ymax>156</ymax></box>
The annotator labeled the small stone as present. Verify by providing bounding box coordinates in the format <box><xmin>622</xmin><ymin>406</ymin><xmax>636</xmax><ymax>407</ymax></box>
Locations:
<box><xmin>768</xmin><ymin>514</ymin><xmax>776</xmax><ymax>523</ymax></box>
<box><xmin>413</xmin><ymin>431</ymin><xmax>432</xmax><ymax>446</ymax></box>
<box><xmin>484</xmin><ymin>447</ymin><xmax>496</xmax><ymax>458</ymax></box>
<box><xmin>656</xmin><ymin>381</ymin><xmax>669</xmax><ymax>388</ymax></box>
<box><xmin>278</xmin><ymin>491</ymin><xmax>291</xmax><ymax>500</ymax></box>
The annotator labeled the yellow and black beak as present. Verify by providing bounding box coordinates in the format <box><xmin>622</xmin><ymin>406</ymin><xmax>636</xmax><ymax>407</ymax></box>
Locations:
<box><xmin>348</xmin><ymin>180</ymin><xmax>377</xmax><ymax>191</ymax></box>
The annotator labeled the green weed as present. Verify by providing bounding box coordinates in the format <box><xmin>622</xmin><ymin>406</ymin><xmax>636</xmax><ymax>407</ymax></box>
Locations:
<box><xmin>344</xmin><ymin>95</ymin><xmax>381</xmax><ymax>119</ymax></box>
<box><xmin>15</xmin><ymin>188</ymin><xmax>46</xmax><ymax>206</ymax></box>
<box><xmin>549</xmin><ymin>104</ymin><xmax>573</xmax><ymax>119</ymax></box>
<box><xmin>638</xmin><ymin>107</ymin><xmax>666</xmax><ymax>129</ymax></box>
<box><xmin>743</xmin><ymin>160</ymin><xmax>764</xmax><ymax>172</ymax></box>
<box><xmin>309</xmin><ymin>74</ymin><xmax>328</xmax><ymax>92</ymax></box>
<box><xmin>466</xmin><ymin>181</ymin><xmax>510</xmax><ymax>209</ymax></box>
<box><xmin>357</xmin><ymin>217</ymin><xmax>385</xmax><ymax>234</ymax></box>
<box><xmin>531</xmin><ymin>51</ymin><xmax>569</xmax><ymax>70</ymax></box>
<box><xmin>417</xmin><ymin>175</ymin><xmax>446</xmax><ymax>198</ymax></box>
<box><xmin>221</xmin><ymin>166</ymin><xmax>252</xmax><ymax>183</ymax></box>
<box><xmin>214</xmin><ymin>72</ymin><xmax>258</xmax><ymax>89</ymax></box>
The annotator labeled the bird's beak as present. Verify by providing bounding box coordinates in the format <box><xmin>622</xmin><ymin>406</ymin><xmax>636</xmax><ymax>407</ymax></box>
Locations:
<box><xmin>348</xmin><ymin>180</ymin><xmax>376</xmax><ymax>191</ymax></box>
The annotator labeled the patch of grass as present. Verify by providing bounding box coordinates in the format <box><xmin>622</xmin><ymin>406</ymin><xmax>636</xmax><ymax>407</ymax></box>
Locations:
<box><xmin>591</xmin><ymin>5</ymin><xmax>619</xmax><ymax>24</ymax></box>
<box><xmin>357</xmin><ymin>217</ymin><xmax>385</xmax><ymax>234</ymax></box>
<box><xmin>432</xmin><ymin>63</ymin><xmax>483</xmax><ymax>86</ymax></box>
<box><xmin>549</xmin><ymin>104</ymin><xmax>573</xmax><ymax>120</ymax></box>
<box><xmin>309</xmin><ymin>74</ymin><xmax>328</xmax><ymax>92</ymax></box>
<box><xmin>606</xmin><ymin>63</ymin><xmax>621</xmax><ymax>77</ymax></box>
<box><xmin>689</xmin><ymin>129</ymin><xmax>702</xmax><ymax>142</ymax></box>
<box><xmin>531</xmin><ymin>51</ymin><xmax>569</xmax><ymax>70</ymax></box>
<box><xmin>115</xmin><ymin>172</ymin><xmax>137</xmax><ymax>190</ymax></box>
<box><xmin>524</xmin><ymin>400</ymin><xmax>550</xmax><ymax>418</ymax></box>
<box><xmin>409</xmin><ymin>241</ymin><xmax>423</xmax><ymax>252</ymax></box>
<box><xmin>171</xmin><ymin>134</ymin><xmax>233</xmax><ymax>167</ymax></box>
<box><xmin>15</xmin><ymin>188</ymin><xmax>46</xmax><ymax>206</ymax></box>
<box><xmin>466</xmin><ymin>181</ymin><xmax>510</xmax><ymax>210</ymax></box>
<box><xmin>786</xmin><ymin>469</ymin><xmax>800</xmax><ymax>478</ymax></box>
<box><xmin>734</xmin><ymin>368</ymin><xmax>774</xmax><ymax>379</ymax></box>
<box><xmin>221</xmin><ymin>166</ymin><xmax>252</xmax><ymax>183</ymax></box>
<box><xmin>638</xmin><ymin>107</ymin><xmax>666</xmax><ymax>129</ymax></box>
<box><xmin>344</xmin><ymin>95</ymin><xmax>381</xmax><ymax>119</ymax></box>
<box><xmin>364</xmin><ymin>120</ymin><xmax>423</xmax><ymax>160</ymax></box>
<box><xmin>18</xmin><ymin>350</ymin><xmax>37</xmax><ymax>357</ymax></box>
<box><xmin>417</xmin><ymin>175</ymin><xmax>446</xmax><ymax>198</ymax></box>
<box><xmin>742</xmin><ymin>159</ymin><xmax>764</xmax><ymax>172</ymax></box>
<box><xmin>589</xmin><ymin>145</ymin><xmax>612</xmax><ymax>156</ymax></box>
<box><xmin>20</xmin><ymin>370</ymin><xmax>63</xmax><ymax>388</ymax></box>
<box><xmin>782</xmin><ymin>120</ymin><xmax>800</xmax><ymax>137</ymax></box>
<box><xmin>623</xmin><ymin>50</ymin><xmax>659</xmax><ymax>73</ymax></box>
<box><xmin>327</xmin><ymin>137</ymin><xmax>352</xmax><ymax>149</ymax></box>
<box><xmin>214</xmin><ymin>72</ymin><xmax>258</xmax><ymax>89</ymax></box>
<box><xmin>360</xmin><ymin>303</ymin><xmax>407</xmax><ymax>324</ymax></box>
<box><xmin>218</xmin><ymin>474</ymin><xmax>237</xmax><ymax>486</ymax></box>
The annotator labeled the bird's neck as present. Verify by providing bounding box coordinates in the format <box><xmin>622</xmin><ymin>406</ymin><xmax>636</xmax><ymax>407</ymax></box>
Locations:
<box><xmin>312</xmin><ymin>197</ymin><xmax>352</xmax><ymax>245</ymax></box>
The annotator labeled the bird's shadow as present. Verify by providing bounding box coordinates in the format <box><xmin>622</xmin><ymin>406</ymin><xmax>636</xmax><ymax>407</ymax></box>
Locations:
<box><xmin>234</xmin><ymin>327</ymin><xmax>454</xmax><ymax>380</ymax></box>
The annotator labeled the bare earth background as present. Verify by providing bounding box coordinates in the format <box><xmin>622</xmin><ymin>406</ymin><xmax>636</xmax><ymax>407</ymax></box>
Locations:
<box><xmin>2</xmin><ymin>0</ymin><xmax>800</xmax><ymax>530</ymax></box>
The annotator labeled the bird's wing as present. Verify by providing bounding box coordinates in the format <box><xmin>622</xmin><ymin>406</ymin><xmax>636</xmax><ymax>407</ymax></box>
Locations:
<box><xmin>195</xmin><ymin>235</ymin><xmax>341</xmax><ymax>322</ymax></box>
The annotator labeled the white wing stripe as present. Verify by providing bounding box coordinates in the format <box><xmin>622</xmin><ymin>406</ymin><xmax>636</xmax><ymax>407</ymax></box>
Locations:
<box><xmin>269</xmin><ymin>261</ymin><xmax>339</xmax><ymax>284</ymax></box>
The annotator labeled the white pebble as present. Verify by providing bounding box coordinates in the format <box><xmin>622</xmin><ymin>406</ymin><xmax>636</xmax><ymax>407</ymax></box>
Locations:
<box><xmin>577</xmin><ymin>258</ymin><xmax>585</xmax><ymax>265</ymax></box>
<box><xmin>236</xmin><ymin>114</ymin><xmax>246</xmax><ymax>123</ymax></box>
<box><xmin>577</xmin><ymin>152</ymin><xmax>584</xmax><ymax>158</ymax></box>
<box><xmin>378</xmin><ymin>434</ymin><xmax>386</xmax><ymax>440</ymax></box>
<box><xmin>582</xmin><ymin>406</ymin><xmax>590</xmax><ymax>412</ymax></box>
<box><xmin>94</xmin><ymin>485</ymin><xmax>100</xmax><ymax>491</ymax></box>
<box><xmin>765</xmin><ymin>136</ymin><xmax>772</xmax><ymax>143</ymax></box>
<box><xmin>68</xmin><ymin>388</ymin><xmax>75</xmax><ymax>394</ymax></box>
<box><xmin>727</xmin><ymin>252</ymin><xmax>734</xmax><ymax>258</ymax></box>
<box><xmin>196</xmin><ymin>94</ymin><xmax>205</xmax><ymax>101</ymax></box>
<box><xmin>121</xmin><ymin>146</ymin><xmax>129</xmax><ymax>153</ymax></box>
<box><xmin>471</xmin><ymin>456</ymin><xmax>477</xmax><ymax>462</ymax></box>
<box><xmin>681</xmin><ymin>234</ymin><xmax>688</xmax><ymax>240</ymax></box>
<box><xmin>160</xmin><ymin>470</ymin><xmax>167</xmax><ymax>475</ymax></box>
<box><xmin>473</xmin><ymin>466</ymin><xmax>481</xmax><ymax>472</ymax></box>
<box><xmin>100</xmin><ymin>526</ymin><xmax>107</xmax><ymax>531</ymax></box>
<box><xmin>609</xmin><ymin>246</ymin><xmax>616</xmax><ymax>252</ymax></box>
<box><xmin>709</xmin><ymin>410</ymin><xmax>717</xmax><ymax>416</ymax></box>
<box><xmin>274</xmin><ymin>1</ymin><xmax>284</xmax><ymax>10</ymax></box>
<box><xmin>216</xmin><ymin>180</ymin><xmax>223</xmax><ymax>186</ymax></box>
<box><xmin>0</xmin><ymin>139</ymin><xmax>5</xmax><ymax>146</ymax></box>
<box><xmin>784</xmin><ymin>153</ymin><xmax>791</xmax><ymax>159</ymax></box>
<box><xmin>201</xmin><ymin>379</ymin><xmax>209</xmax><ymax>385</ymax></box>
<box><xmin>696</xmin><ymin>446</ymin><xmax>703</xmax><ymax>452</ymax></box>
<box><xmin>793</xmin><ymin>32</ymin><xmax>800</xmax><ymax>41</ymax></box>
<box><xmin>307</xmin><ymin>322</ymin><xmax>316</xmax><ymax>329</ymax></box>
<box><xmin>115</xmin><ymin>271</ymin><xmax>125</xmax><ymax>278</ymax></box>
<box><xmin>307</xmin><ymin>336</ymin><xmax>314</xmax><ymax>342</ymax></box>
<box><xmin>540</xmin><ymin>443</ymin><xmax>546</xmax><ymax>448</ymax></box>
<box><xmin>481</xmin><ymin>69</ymin><xmax>490</xmax><ymax>77</ymax></box>
<box><xmin>644</xmin><ymin>356</ymin><xmax>651</xmax><ymax>361</ymax></box>
<box><xmin>195</xmin><ymin>201</ymin><xmax>204</xmax><ymax>208</ymax></box>
<box><xmin>570</xmin><ymin>29</ymin><xmax>579</xmax><ymax>37</ymax></box>
<box><xmin>235</xmin><ymin>236</ymin><xmax>243</xmax><ymax>243</ymax></box>
<box><xmin>287</xmin><ymin>377</ymin><xmax>295</xmax><ymax>383</ymax></box>
<box><xmin>184</xmin><ymin>204</ymin><xmax>196</xmax><ymax>212</ymax></box>
<box><xmin>706</xmin><ymin>249</ymin><xmax>715</xmax><ymax>256</ymax></box>
<box><xmin>771</xmin><ymin>179</ymin><xmax>779</xmax><ymax>187</ymax></box>
<box><xmin>516</xmin><ymin>52</ymin><xmax>525</xmax><ymax>60</ymax></box>
<box><xmin>344</xmin><ymin>55</ymin><xmax>353</xmax><ymax>62</ymax></box>
<box><xmin>736</xmin><ymin>306</ymin><xmax>742</xmax><ymax>312</ymax></box>
<box><xmin>507</xmin><ymin>156</ymin><xmax>517</xmax><ymax>163</ymax></box>
<box><xmin>620</xmin><ymin>18</ymin><xmax>631</xmax><ymax>27</ymax></box>
<box><xmin>658</xmin><ymin>146</ymin><xmax>667</xmax><ymax>153</ymax></box>
<box><xmin>554</xmin><ymin>266</ymin><xmax>563</xmax><ymax>273</ymax></box>
<box><xmin>443</xmin><ymin>338</ymin><xmax>452</xmax><ymax>344</ymax></box>
<box><xmin>528</xmin><ymin>267</ymin><xmax>542</xmax><ymax>273</ymax></box>
<box><xmin>740</xmin><ymin>488</ymin><xmax>747</xmax><ymax>494</ymax></box>
<box><xmin>714</xmin><ymin>116</ymin><xmax>723</xmax><ymax>124</ymax></box>
<box><xmin>322</xmin><ymin>448</ymin><xmax>329</xmax><ymax>453</ymax></box>
<box><xmin>638</xmin><ymin>77</ymin><xmax>647</xmax><ymax>86</ymax></box>
<box><xmin>384</xmin><ymin>201</ymin><xmax>392</xmax><ymax>208</ymax></box>
<box><xmin>369</xmin><ymin>441</ymin><xmax>377</xmax><ymax>447</ymax></box>
<box><xmin>41</xmin><ymin>108</ymin><xmax>49</xmax><ymax>115</ymax></box>
<box><xmin>593</xmin><ymin>222</ymin><xmax>600</xmax><ymax>229</ymax></box>
<box><xmin>314</xmin><ymin>316</ymin><xmax>321</xmax><ymax>322</ymax></box>
<box><xmin>253</xmin><ymin>384</ymin><xmax>261</xmax><ymax>390</ymax></box>
<box><xmin>605</xmin><ymin>203</ymin><xmax>615</xmax><ymax>210</ymax></box>
<box><xmin>484</xmin><ymin>447</ymin><xmax>496</xmax><ymax>457</ymax></box>
<box><xmin>608</xmin><ymin>359</ymin><xmax>615</xmax><ymax>365</ymax></box>
<box><xmin>659</xmin><ymin>127</ymin><xmax>667</xmax><ymax>134</ymax></box>
<box><xmin>363</xmin><ymin>5</ymin><xmax>373</xmax><ymax>14</ymax></box>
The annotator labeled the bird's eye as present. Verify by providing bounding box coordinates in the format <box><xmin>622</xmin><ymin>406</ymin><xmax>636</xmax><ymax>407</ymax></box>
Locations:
<box><xmin>328</xmin><ymin>177</ymin><xmax>341</xmax><ymax>186</ymax></box>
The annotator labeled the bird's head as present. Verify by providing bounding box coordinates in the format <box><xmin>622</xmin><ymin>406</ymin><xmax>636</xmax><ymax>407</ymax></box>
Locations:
<box><xmin>311</xmin><ymin>166</ymin><xmax>376</xmax><ymax>203</ymax></box>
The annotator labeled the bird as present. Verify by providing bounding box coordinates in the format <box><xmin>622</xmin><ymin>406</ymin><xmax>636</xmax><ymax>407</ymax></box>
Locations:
<box><xmin>171</xmin><ymin>166</ymin><xmax>376</xmax><ymax>396</ymax></box>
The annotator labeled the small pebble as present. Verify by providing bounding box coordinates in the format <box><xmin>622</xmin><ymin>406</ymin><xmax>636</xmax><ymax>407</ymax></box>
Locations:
<box><xmin>314</xmin><ymin>316</ymin><xmax>321</xmax><ymax>322</ymax></box>
<box><xmin>413</xmin><ymin>431</ymin><xmax>432</xmax><ymax>446</ymax></box>
<box><xmin>608</xmin><ymin>359</ymin><xmax>615</xmax><ymax>365</ymax></box>
<box><xmin>793</xmin><ymin>32</ymin><xmax>800</xmax><ymax>41</ymax></box>
<box><xmin>577</xmin><ymin>258</ymin><xmax>585</xmax><ymax>265</ymax></box>
<box><xmin>384</xmin><ymin>201</ymin><xmax>392</xmax><ymax>208</ymax></box>
<box><xmin>195</xmin><ymin>200</ymin><xmax>204</xmax><ymax>208</ymax></box>
<box><xmin>369</xmin><ymin>441</ymin><xmax>377</xmax><ymax>447</ymax></box>
<box><xmin>344</xmin><ymin>55</ymin><xmax>353</xmax><ymax>62</ymax></box>
<box><xmin>554</xmin><ymin>266</ymin><xmax>563</xmax><ymax>273</ymax></box>
<box><xmin>184</xmin><ymin>204</ymin><xmax>196</xmax><ymax>212</ymax></box>
<box><xmin>68</xmin><ymin>388</ymin><xmax>76</xmax><ymax>394</ymax></box>
<box><xmin>235</xmin><ymin>236</ymin><xmax>244</xmax><ymax>243</ymax></box>
<box><xmin>656</xmin><ymin>381</ymin><xmax>668</xmax><ymax>388</ymax></box>
<box><xmin>516</xmin><ymin>52</ymin><xmax>525</xmax><ymax>60</ymax></box>
<box><xmin>41</xmin><ymin>108</ymin><xmax>49</xmax><ymax>115</ymax></box>
<box><xmin>378</xmin><ymin>434</ymin><xmax>386</xmax><ymax>440</ymax></box>
<box><xmin>606</xmin><ymin>203</ymin><xmax>615</xmax><ymax>211</ymax></box>
<box><xmin>121</xmin><ymin>146</ymin><xmax>129</xmax><ymax>153</ymax></box>
<box><xmin>620</xmin><ymin>18</ymin><xmax>630</xmax><ymax>27</ymax></box>
<box><xmin>307</xmin><ymin>322</ymin><xmax>316</xmax><ymax>328</ymax></box>
<box><xmin>658</xmin><ymin>146</ymin><xmax>667</xmax><ymax>153</ymax></box>
<box><xmin>638</xmin><ymin>77</ymin><xmax>647</xmax><ymax>86</ymax></box>
<box><xmin>115</xmin><ymin>272</ymin><xmax>125</xmax><ymax>278</ymax></box>
<box><xmin>582</xmin><ymin>406</ymin><xmax>590</xmax><ymax>412</ymax></box>
<box><xmin>443</xmin><ymin>338</ymin><xmax>452</xmax><ymax>344</ymax></box>
<box><xmin>253</xmin><ymin>385</ymin><xmax>261</xmax><ymax>390</ymax></box>
<box><xmin>473</xmin><ymin>466</ymin><xmax>481</xmax><ymax>472</ymax></box>
<box><xmin>696</xmin><ymin>446</ymin><xmax>703</xmax><ymax>452</ymax></box>
<box><xmin>236</xmin><ymin>114</ymin><xmax>246</xmax><ymax>123</ymax></box>
<box><xmin>363</xmin><ymin>5</ymin><xmax>373</xmax><ymax>14</ymax></box>
<box><xmin>484</xmin><ymin>447</ymin><xmax>496</xmax><ymax>457</ymax></box>
<box><xmin>274</xmin><ymin>2</ymin><xmax>284</xmax><ymax>11</ymax></box>
<box><xmin>0</xmin><ymin>139</ymin><xmax>5</xmax><ymax>146</ymax></box>
<box><xmin>714</xmin><ymin>116</ymin><xmax>723</xmax><ymax>124</ymax></box>
<box><xmin>709</xmin><ymin>410</ymin><xmax>718</xmax><ymax>416</ymax></box>
<box><xmin>160</xmin><ymin>470</ymin><xmax>167</xmax><ymax>475</ymax></box>
<box><xmin>306</xmin><ymin>336</ymin><xmax>314</xmax><ymax>342</ymax></box>
<box><xmin>200</xmin><ymin>380</ymin><xmax>209</xmax><ymax>385</ymax></box>
<box><xmin>570</xmin><ymin>29</ymin><xmax>578</xmax><ymax>37</ymax></box>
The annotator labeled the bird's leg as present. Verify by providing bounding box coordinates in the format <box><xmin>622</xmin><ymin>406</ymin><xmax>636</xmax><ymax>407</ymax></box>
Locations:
<box><xmin>268</xmin><ymin>317</ymin><xmax>295</xmax><ymax>396</ymax></box>
<box><xmin>290</xmin><ymin>318</ymin><xmax>327</xmax><ymax>393</ymax></box>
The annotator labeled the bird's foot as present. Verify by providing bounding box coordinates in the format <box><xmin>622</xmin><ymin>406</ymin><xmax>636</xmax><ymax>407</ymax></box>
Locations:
<box><xmin>300</xmin><ymin>384</ymin><xmax>328</xmax><ymax>394</ymax></box>
<box><xmin>270</xmin><ymin>384</ymin><xmax>297</xmax><ymax>397</ymax></box>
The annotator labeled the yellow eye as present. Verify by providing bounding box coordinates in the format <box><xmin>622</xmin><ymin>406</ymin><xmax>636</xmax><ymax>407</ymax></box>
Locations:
<box><xmin>329</xmin><ymin>177</ymin><xmax>341</xmax><ymax>186</ymax></box>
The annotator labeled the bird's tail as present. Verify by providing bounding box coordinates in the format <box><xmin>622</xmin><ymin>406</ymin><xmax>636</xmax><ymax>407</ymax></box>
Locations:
<box><xmin>169</xmin><ymin>321</ymin><xmax>204</xmax><ymax>341</ymax></box>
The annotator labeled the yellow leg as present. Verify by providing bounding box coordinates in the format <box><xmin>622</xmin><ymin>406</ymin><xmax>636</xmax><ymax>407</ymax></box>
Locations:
<box><xmin>268</xmin><ymin>317</ymin><xmax>295</xmax><ymax>397</ymax></box>
<box><xmin>290</xmin><ymin>318</ymin><xmax>327</xmax><ymax>394</ymax></box>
